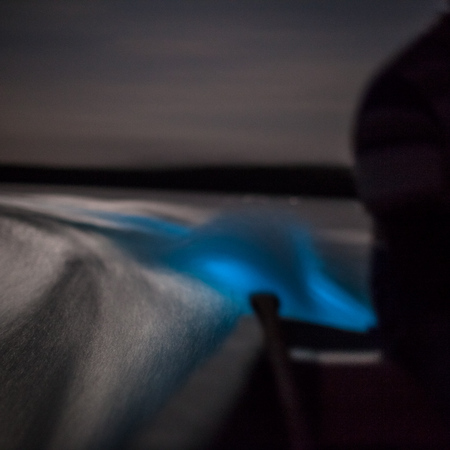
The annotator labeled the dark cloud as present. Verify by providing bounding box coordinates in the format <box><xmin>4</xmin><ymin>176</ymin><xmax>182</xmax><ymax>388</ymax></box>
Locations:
<box><xmin>0</xmin><ymin>0</ymin><xmax>441</xmax><ymax>168</ymax></box>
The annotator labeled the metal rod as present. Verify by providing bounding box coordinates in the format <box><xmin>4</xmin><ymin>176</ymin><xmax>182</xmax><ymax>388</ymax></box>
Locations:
<box><xmin>251</xmin><ymin>293</ymin><xmax>314</xmax><ymax>450</ymax></box>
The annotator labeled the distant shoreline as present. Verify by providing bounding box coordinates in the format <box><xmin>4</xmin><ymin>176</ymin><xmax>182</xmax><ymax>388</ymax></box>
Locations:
<box><xmin>0</xmin><ymin>165</ymin><xmax>355</xmax><ymax>198</ymax></box>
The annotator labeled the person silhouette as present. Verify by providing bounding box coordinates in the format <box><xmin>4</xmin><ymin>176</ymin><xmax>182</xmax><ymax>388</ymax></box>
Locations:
<box><xmin>353</xmin><ymin>9</ymin><xmax>450</xmax><ymax>413</ymax></box>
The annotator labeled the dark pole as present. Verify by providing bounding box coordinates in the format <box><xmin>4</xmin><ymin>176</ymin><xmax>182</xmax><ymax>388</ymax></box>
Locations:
<box><xmin>251</xmin><ymin>293</ymin><xmax>314</xmax><ymax>450</ymax></box>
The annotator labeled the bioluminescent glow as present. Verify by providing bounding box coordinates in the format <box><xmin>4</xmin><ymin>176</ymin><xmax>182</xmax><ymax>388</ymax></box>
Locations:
<box><xmin>84</xmin><ymin>207</ymin><xmax>377</xmax><ymax>332</ymax></box>
<box><xmin>83</xmin><ymin>210</ymin><xmax>191</xmax><ymax>237</ymax></box>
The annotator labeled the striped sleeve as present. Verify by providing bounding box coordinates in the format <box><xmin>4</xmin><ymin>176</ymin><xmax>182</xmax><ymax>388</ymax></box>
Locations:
<box><xmin>353</xmin><ymin>71</ymin><xmax>445</xmax><ymax>215</ymax></box>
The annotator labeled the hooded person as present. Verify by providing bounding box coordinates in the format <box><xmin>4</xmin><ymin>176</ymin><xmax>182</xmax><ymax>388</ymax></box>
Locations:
<box><xmin>353</xmin><ymin>8</ymin><xmax>450</xmax><ymax>413</ymax></box>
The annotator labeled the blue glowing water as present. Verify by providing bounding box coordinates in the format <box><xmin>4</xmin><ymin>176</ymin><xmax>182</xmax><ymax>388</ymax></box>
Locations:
<box><xmin>87</xmin><ymin>207</ymin><xmax>376</xmax><ymax>333</ymax></box>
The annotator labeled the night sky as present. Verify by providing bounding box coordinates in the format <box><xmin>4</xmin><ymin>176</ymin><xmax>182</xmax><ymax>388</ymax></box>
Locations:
<box><xmin>0</xmin><ymin>1</ymin><xmax>443</xmax><ymax>168</ymax></box>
